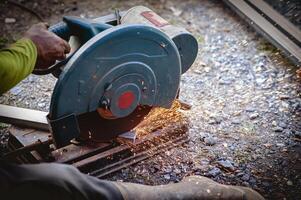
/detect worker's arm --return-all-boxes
[0,39,37,94]
[0,23,70,95]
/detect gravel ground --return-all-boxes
[1,0,301,199]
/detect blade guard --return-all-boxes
[49,24,182,147]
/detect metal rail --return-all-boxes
[224,0,301,65]
[248,0,301,43]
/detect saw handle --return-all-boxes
[33,16,112,76]
[32,22,73,76]
[48,21,71,41]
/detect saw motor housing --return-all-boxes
[45,6,198,148]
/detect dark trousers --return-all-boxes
[0,161,123,200]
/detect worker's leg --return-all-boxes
[0,161,264,200]
[113,175,265,200]
[0,161,123,200]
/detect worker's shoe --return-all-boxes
[113,175,264,200]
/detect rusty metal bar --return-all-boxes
[92,135,189,178]
[51,142,114,164]
[71,129,166,169]
[3,139,53,160]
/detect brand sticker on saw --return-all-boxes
[141,11,169,27]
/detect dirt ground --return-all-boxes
[1,0,301,199]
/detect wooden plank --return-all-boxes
[0,104,49,131]
[224,0,301,65]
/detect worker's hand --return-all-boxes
[23,23,71,69]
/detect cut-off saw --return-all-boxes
[10,6,198,148]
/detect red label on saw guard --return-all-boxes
[141,11,169,27]
[118,91,135,109]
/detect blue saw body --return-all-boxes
[45,10,198,147]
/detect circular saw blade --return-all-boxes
[78,105,152,141]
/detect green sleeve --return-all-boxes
[0,38,37,95]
